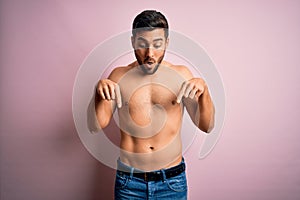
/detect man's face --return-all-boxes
[132,28,169,75]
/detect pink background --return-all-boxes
[1,0,299,199]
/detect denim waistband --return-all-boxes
[117,157,185,173]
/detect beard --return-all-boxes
[134,50,166,75]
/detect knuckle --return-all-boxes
[109,84,114,90]
[100,79,106,84]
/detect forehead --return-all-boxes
[134,28,166,42]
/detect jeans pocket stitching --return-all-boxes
[166,173,187,192]
[115,173,129,189]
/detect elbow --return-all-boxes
[198,118,215,134]
[199,125,214,134]
[88,119,108,134]
[97,118,110,130]
[203,110,215,134]
[205,124,214,134]
[206,119,215,134]
[99,123,108,130]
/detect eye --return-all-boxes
[153,43,163,49]
[138,43,147,48]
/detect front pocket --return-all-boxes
[166,172,187,192]
[115,172,129,189]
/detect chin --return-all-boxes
[142,63,160,75]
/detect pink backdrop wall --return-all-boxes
[1,0,299,199]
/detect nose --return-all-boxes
[146,47,154,58]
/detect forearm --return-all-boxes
[95,92,115,129]
[197,86,215,133]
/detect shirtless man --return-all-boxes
[95,10,215,199]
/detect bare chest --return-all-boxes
[117,66,185,128]
[129,84,176,108]
[119,80,181,128]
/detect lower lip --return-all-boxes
[144,63,155,69]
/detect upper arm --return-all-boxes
[95,66,126,128]
[108,66,127,83]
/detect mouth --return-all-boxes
[144,60,156,69]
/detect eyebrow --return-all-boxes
[137,37,164,42]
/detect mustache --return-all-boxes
[144,57,156,63]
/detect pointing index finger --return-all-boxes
[115,84,122,108]
[176,82,187,103]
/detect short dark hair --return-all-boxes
[132,10,169,38]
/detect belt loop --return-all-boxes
[160,169,166,182]
[129,167,134,181]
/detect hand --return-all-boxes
[176,78,206,103]
[97,79,122,108]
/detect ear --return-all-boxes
[131,36,135,49]
[165,37,169,48]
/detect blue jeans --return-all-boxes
[114,158,188,200]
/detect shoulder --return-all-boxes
[169,64,194,80]
[108,64,134,82]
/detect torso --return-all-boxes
[115,61,188,171]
